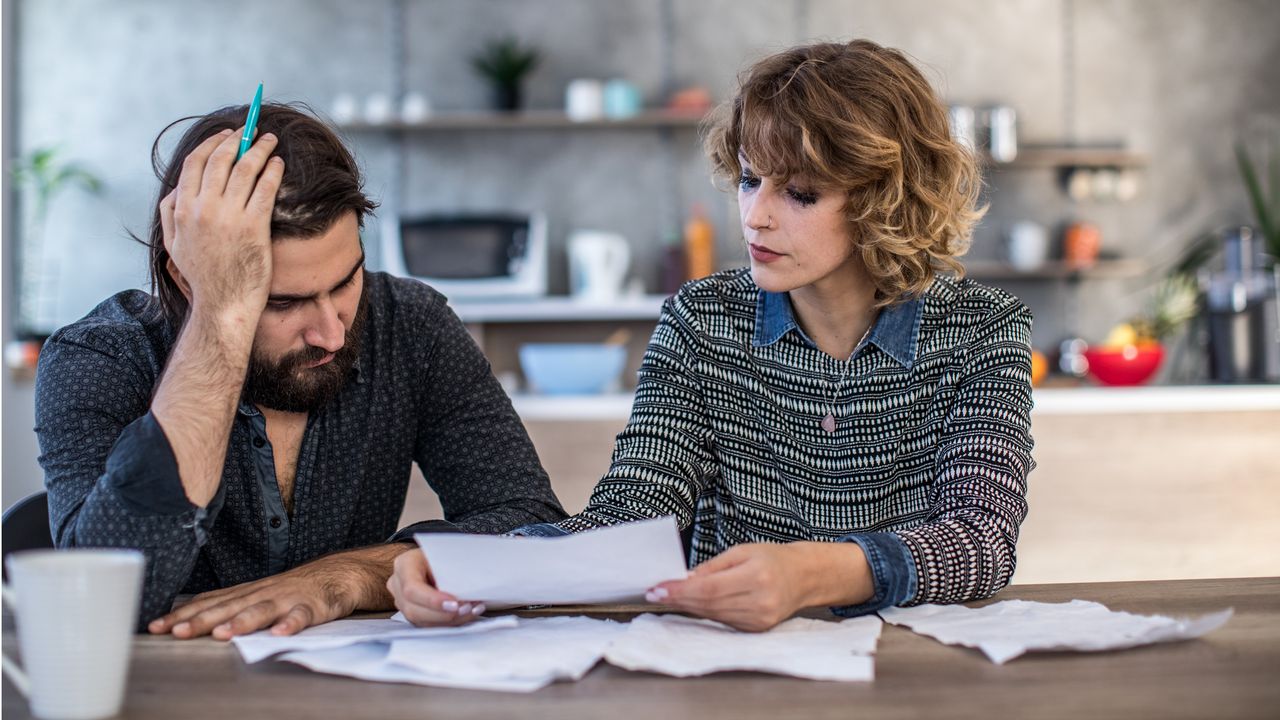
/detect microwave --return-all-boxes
[382,213,548,299]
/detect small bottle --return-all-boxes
[684,204,715,281]
[660,229,686,295]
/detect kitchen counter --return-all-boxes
[509,384,1280,421]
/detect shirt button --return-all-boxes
[253,437,265,448]
[269,516,282,529]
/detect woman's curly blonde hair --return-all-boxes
[706,39,984,306]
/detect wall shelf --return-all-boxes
[991,145,1147,169]
[963,259,1147,281]
[339,110,707,132]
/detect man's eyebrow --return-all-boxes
[267,254,365,303]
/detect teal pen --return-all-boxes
[235,83,264,161]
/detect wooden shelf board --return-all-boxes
[340,111,707,132]
[962,258,1147,280]
[990,145,1147,169]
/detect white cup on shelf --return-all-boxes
[565,79,605,122]
[1006,221,1050,271]
[3,549,144,720]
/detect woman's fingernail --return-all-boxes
[471,604,486,616]
[645,587,669,603]
[173,622,190,635]
[458,603,473,615]
[441,600,458,612]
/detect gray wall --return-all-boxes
[4,0,1278,507]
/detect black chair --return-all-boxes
[2,491,53,581]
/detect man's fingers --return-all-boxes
[199,125,248,198]
[246,156,285,219]
[171,595,259,639]
[149,587,243,633]
[177,129,233,201]
[271,604,316,636]
[210,599,281,641]
[225,132,279,205]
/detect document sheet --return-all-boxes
[879,599,1233,664]
[415,516,689,606]
[604,613,881,681]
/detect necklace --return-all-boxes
[821,318,875,433]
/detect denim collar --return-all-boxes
[751,289,923,369]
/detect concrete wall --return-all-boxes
[4,0,1278,508]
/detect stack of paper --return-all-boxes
[232,611,883,690]
[235,615,625,692]
[605,613,881,681]
[880,599,1233,664]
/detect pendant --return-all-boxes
[821,413,837,433]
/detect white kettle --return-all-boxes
[568,230,631,301]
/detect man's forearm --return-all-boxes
[151,305,258,507]
[301,543,416,612]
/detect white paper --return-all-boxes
[603,613,881,681]
[880,599,1233,664]
[386,616,627,688]
[279,642,547,693]
[232,615,518,664]
[415,516,688,606]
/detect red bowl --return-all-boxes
[1083,345,1164,386]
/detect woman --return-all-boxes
[389,39,1034,632]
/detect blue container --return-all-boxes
[519,343,627,395]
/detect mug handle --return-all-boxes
[1,584,31,699]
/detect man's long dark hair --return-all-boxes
[139,102,378,329]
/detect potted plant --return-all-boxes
[11,146,103,338]
[470,36,541,112]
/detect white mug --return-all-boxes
[1006,221,1050,271]
[3,549,144,720]
[565,79,604,122]
[568,230,631,301]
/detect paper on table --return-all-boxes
[415,516,688,606]
[603,613,881,681]
[232,615,518,664]
[880,599,1233,664]
[386,616,627,689]
[279,642,547,693]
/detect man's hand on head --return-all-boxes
[161,126,283,322]
[148,543,413,640]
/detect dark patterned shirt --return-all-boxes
[35,272,566,628]
[523,268,1034,616]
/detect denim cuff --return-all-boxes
[830,531,918,617]
[508,522,571,538]
[104,412,191,515]
[387,519,462,544]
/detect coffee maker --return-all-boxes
[1202,227,1280,382]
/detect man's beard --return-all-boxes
[243,288,368,413]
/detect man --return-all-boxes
[35,103,565,638]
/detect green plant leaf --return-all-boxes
[1236,142,1279,256]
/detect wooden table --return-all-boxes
[4,578,1277,719]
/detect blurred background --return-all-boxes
[2,1,1278,584]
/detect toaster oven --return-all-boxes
[382,213,548,299]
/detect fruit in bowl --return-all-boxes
[1084,323,1164,386]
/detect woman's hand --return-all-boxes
[387,549,486,626]
[645,541,874,632]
